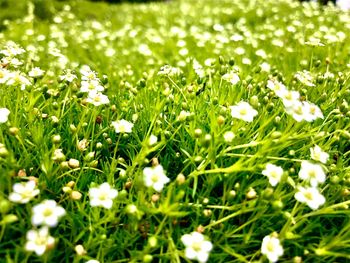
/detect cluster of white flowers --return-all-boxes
[0,42,33,90]
[267,78,323,122]
[294,145,329,210]
[80,65,109,106]
[7,175,66,256]
[157,64,182,77]
[25,200,66,255]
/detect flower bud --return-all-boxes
[74,244,86,256]
[68,159,80,169]
[71,191,82,200]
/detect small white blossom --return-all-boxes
[181,232,213,263]
[80,80,104,93]
[261,235,284,262]
[303,101,324,121]
[25,227,55,256]
[229,101,258,122]
[59,70,77,82]
[112,119,134,133]
[285,101,308,122]
[32,200,66,227]
[310,145,329,164]
[148,134,158,146]
[222,71,240,85]
[223,131,235,143]
[143,164,170,192]
[9,181,40,204]
[337,0,350,10]
[299,161,326,187]
[262,164,284,187]
[86,91,109,106]
[89,182,118,209]
[266,79,288,98]
[305,37,325,47]
[0,108,10,123]
[86,260,100,263]
[28,67,45,78]
[80,65,98,81]
[0,68,10,84]
[294,70,315,87]
[294,186,325,210]
[279,90,300,108]
[260,62,271,72]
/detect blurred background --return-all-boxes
[0,0,167,25]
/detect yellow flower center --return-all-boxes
[43,208,53,217]
[192,241,202,252]
[304,191,313,201]
[239,108,247,115]
[267,242,275,252]
[151,173,159,183]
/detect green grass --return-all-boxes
[0,0,350,262]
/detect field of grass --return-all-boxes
[0,0,350,262]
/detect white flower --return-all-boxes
[223,131,235,143]
[222,71,240,85]
[261,235,284,262]
[177,110,191,121]
[181,232,212,263]
[279,90,300,108]
[285,101,308,122]
[6,71,31,90]
[89,182,118,209]
[294,70,315,87]
[28,67,45,78]
[59,70,77,82]
[337,0,350,10]
[148,134,158,146]
[260,62,271,72]
[0,68,10,84]
[256,49,267,58]
[303,101,324,121]
[143,164,170,192]
[310,145,329,164]
[80,65,98,81]
[266,79,288,97]
[298,161,326,187]
[0,108,10,123]
[32,200,66,227]
[229,101,258,122]
[0,41,25,57]
[80,80,104,93]
[294,186,325,210]
[262,163,284,187]
[86,260,100,263]
[112,119,134,133]
[86,91,110,106]
[9,181,40,204]
[25,227,55,256]
[305,37,325,47]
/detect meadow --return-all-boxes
[0,0,350,262]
